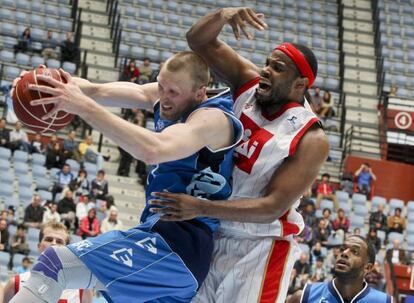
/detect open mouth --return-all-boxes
[336,259,350,269]
[257,81,272,95]
[161,104,173,111]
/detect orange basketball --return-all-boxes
[12,67,74,133]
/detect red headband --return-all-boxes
[275,43,315,88]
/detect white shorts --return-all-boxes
[192,232,300,303]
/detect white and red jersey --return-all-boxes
[15,271,85,303]
[220,77,320,238]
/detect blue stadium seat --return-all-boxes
[4,66,20,79]
[31,2,44,12]
[140,21,153,33]
[161,51,174,62]
[407,201,414,212]
[19,187,33,203]
[0,171,14,185]
[62,61,77,74]
[166,1,179,12]
[320,199,334,211]
[350,215,365,229]
[59,19,73,32]
[389,198,405,214]
[0,251,10,269]
[45,4,58,15]
[38,190,52,202]
[32,165,47,179]
[169,27,183,38]
[31,56,45,68]
[388,232,404,244]
[128,32,142,44]
[118,44,130,56]
[36,177,52,191]
[353,204,368,217]
[45,18,58,29]
[0,50,14,63]
[14,162,29,176]
[182,16,195,27]
[159,37,173,49]
[144,35,158,47]
[65,159,80,172]
[126,19,138,30]
[130,46,145,59]
[352,193,367,206]
[167,14,180,25]
[16,53,30,66]
[371,196,387,210]
[0,183,13,198]
[15,11,27,23]
[18,175,33,188]
[59,6,72,18]
[47,59,61,69]
[138,8,152,19]
[336,191,349,203]
[1,22,17,36]
[339,202,351,215]
[153,11,165,22]
[146,49,160,62]
[84,162,97,177]
[0,8,13,20]
[0,159,10,170]
[14,150,29,163]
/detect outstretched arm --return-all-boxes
[71,77,158,110]
[30,70,234,165]
[3,278,15,303]
[186,7,266,90]
[286,290,303,303]
[150,126,329,223]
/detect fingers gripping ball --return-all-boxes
[12,67,74,133]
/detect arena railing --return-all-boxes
[71,0,79,32]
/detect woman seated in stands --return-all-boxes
[13,27,32,54]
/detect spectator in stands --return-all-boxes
[0,118,10,148]
[388,83,398,98]
[91,170,114,207]
[315,173,339,211]
[386,239,406,265]
[120,59,140,83]
[293,253,311,288]
[10,224,29,255]
[96,200,108,223]
[23,194,44,229]
[52,163,74,202]
[287,269,302,297]
[62,130,79,161]
[366,228,381,253]
[320,208,333,233]
[9,121,30,152]
[0,219,9,252]
[150,61,164,82]
[78,208,100,239]
[42,202,61,224]
[41,30,58,60]
[353,227,361,235]
[60,32,79,65]
[369,203,388,233]
[339,172,354,197]
[310,241,325,264]
[311,87,322,113]
[13,27,32,54]
[138,57,153,84]
[100,206,123,233]
[300,198,316,228]
[78,135,107,169]
[310,256,327,283]
[355,163,377,198]
[388,207,406,234]
[45,141,65,169]
[14,257,32,274]
[46,134,58,153]
[313,218,330,246]
[57,190,77,231]
[365,261,385,291]
[76,195,92,221]
[4,207,17,226]
[30,133,44,154]
[70,169,90,198]
[318,90,334,118]
[331,208,350,233]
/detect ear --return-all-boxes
[295,77,309,91]
[364,262,374,275]
[196,85,207,100]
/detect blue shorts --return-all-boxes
[67,215,213,302]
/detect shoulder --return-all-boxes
[367,287,392,302]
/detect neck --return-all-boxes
[334,277,366,301]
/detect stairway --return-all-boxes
[341,0,382,158]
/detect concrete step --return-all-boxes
[346,109,379,124]
[87,66,119,82]
[344,67,377,83]
[85,50,115,68]
[343,80,378,96]
[343,31,374,45]
[82,23,111,40]
[80,38,112,53]
[344,54,376,70]
[78,0,107,13]
[80,11,108,25]
[343,0,371,10]
[345,94,378,110]
[343,8,372,22]
[343,19,373,33]
[343,42,375,57]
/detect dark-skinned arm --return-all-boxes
[286,290,303,303]
[150,126,329,223]
[186,7,266,90]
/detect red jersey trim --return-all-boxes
[262,102,303,121]
[280,210,301,237]
[288,117,320,157]
[14,275,20,294]
[79,289,84,302]
[233,77,260,101]
[258,240,291,303]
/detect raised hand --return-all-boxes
[220,7,267,40]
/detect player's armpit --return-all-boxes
[264,126,329,220]
[286,290,303,303]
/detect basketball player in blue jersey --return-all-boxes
[287,235,392,303]
[9,52,243,303]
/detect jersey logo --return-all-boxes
[135,237,157,254]
[70,240,93,252]
[287,115,298,126]
[319,298,329,303]
[186,167,227,198]
[234,113,273,174]
[110,248,133,267]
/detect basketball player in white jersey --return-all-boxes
[149,7,329,303]
[3,222,93,303]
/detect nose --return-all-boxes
[260,68,270,78]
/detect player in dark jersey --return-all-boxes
[288,235,392,303]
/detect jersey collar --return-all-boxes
[329,279,370,303]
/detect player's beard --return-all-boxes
[333,264,364,280]
[255,83,292,112]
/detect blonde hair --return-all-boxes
[164,51,210,90]
[39,221,70,244]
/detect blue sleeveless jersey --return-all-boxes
[141,88,243,232]
[302,280,392,303]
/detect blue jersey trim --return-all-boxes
[301,283,310,303]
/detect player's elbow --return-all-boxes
[141,146,161,165]
[186,28,201,50]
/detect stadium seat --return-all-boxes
[320,199,334,211]
[47,59,61,69]
[0,50,14,63]
[13,150,29,163]
[389,198,405,214]
[353,204,368,217]
[0,251,10,269]
[371,196,387,210]
[35,177,51,191]
[18,175,33,188]
[14,162,29,176]
[38,190,52,202]
[31,55,45,68]
[350,215,365,229]
[388,232,404,244]
[15,11,27,23]
[45,18,58,29]
[407,201,414,212]
[19,187,33,201]
[27,227,40,242]
[335,191,349,203]
[352,193,367,206]
[0,159,10,171]
[4,66,20,80]
[62,61,77,74]
[84,162,98,177]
